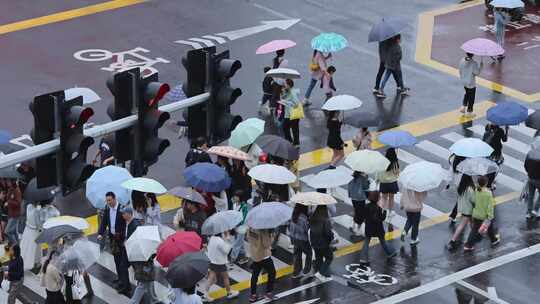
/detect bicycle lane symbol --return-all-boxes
[343,264,398,286]
[73,47,170,76]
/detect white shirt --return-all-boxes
[146,204,161,225]
[173,289,203,304]
[207,236,232,265]
[109,204,118,235]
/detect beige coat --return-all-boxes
[246,229,274,262]
[40,263,64,292]
[400,189,427,213]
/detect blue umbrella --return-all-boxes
[378,130,417,147]
[86,166,132,209]
[311,33,348,53]
[184,163,231,192]
[487,102,528,126]
[164,84,187,103]
[368,17,407,42]
[0,130,12,145]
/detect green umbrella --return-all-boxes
[229,118,265,148]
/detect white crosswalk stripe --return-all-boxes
[468,125,530,155]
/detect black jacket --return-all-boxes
[125,219,141,240]
[8,256,24,281]
[365,202,386,237]
[98,205,126,240]
[185,149,212,167]
[309,218,334,249]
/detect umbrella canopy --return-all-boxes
[344,111,382,128]
[0,130,12,145]
[256,39,297,55]
[165,252,210,288]
[265,68,301,79]
[345,150,390,174]
[248,164,296,184]
[290,192,337,206]
[183,162,231,192]
[378,130,417,147]
[526,111,540,130]
[487,102,528,126]
[525,148,540,176]
[36,225,82,244]
[490,0,524,8]
[0,166,22,179]
[43,216,89,230]
[201,210,243,235]
[229,118,265,148]
[255,134,299,160]
[86,166,132,209]
[156,231,202,267]
[65,87,101,104]
[321,95,363,111]
[301,166,353,189]
[311,32,348,52]
[457,158,499,176]
[168,186,207,205]
[207,146,249,161]
[126,225,161,262]
[121,177,167,194]
[368,17,407,42]
[164,84,187,103]
[399,161,450,192]
[461,38,504,56]
[246,202,293,229]
[55,239,100,272]
[449,138,494,158]
[23,178,56,202]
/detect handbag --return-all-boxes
[309,58,320,72]
[71,271,88,300]
[290,103,305,120]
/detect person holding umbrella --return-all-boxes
[202,230,239,302]
[458,52,483,117]
[373,39,391,96]
[376,148,400,220]
[326,110,345,169]
[494,7,510,60]
[525,149,540,219]
[447,174,476,250]
[353,127,373,150]
[247,227,276,302]
[183,200,207,237]
[377,35,410,97]
[309,205,334,279]
[185,137,212,168]
[348,171,370,236]
[400,189,427,245]
[289,203,312,278]
[280,78,302,147]
[303,50,331,106]
[41,250,66,303]
[483,122,508,189]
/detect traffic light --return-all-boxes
[58,96,96,194]
[208,50,243,145]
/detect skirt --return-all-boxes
[209,263,227,273]
[379,181,399,194]
[20,226,40,270]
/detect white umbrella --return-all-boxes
[457,158,499,176]
[322,95,363,111]
[86,166,132,209]
[43,216,89,230]
[265,68,301,79]
[449,138,494,158]
[398,161,450,192]
[301,166,353,189]
[290,192,337,206]
[121,177,167,194]
[64,87,101,104]
[201,210,243,235]
[56,239,100,272]
[345,150,390,174]
[246,202,293,229]
[248,164,296,184]
[126,226,161,262]
[490,0,524,8]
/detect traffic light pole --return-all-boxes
[0,92,210,169]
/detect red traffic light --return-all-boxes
[65,105,94,128]
[146,82,170,107]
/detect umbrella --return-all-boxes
[0,130,11,145]
[321,95,363,111]
[301,166,353,189]
[0,143,25,156]
[398,161,450,192]
[229,118,265,148]
[487,102,528,126]
[311,32,348,52]
[0,166,22,179]
[526,111,540,130]
[126,225,161,262]
[256,39,297,55]
[156,231,202,267]
[246,202,293,229]
[290,192,337,206]
[255,134,299,160]
[248,164,296,184]
[43,216,89,230]
[36,225,82,244]
[378,130,417,147]
[368,17,407,42]
[183,162,231,192]
[201,210,243,235]
[265,68,301,79]
[344,112,382,128]
[86,166,132,209]
[164,84,187,102]
[65,87,101,104]
[457,158,499,176]
[525,148,540,175]
[461,38,504,57]
[55,239,100,271]
[345,150,390,174]
[490,0,524,8]
[121,177,167,194]
[23,178,56,202]
[165,252,209,288]
[207,146,249,161]
[449,138,494,158]
[168,186,207,205]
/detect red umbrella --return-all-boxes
[156,231,202,267]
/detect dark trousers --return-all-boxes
[352,200,366,226]
[462,87,476,112]
[374,61,386,90]
[292,239,312,275]
[115,248,130,290]
[261,93,271,105]
[313,247,333,277]
[465,218,498,247]
[283,118,300,146]
[450,203,458,220]
[250,257,275,295]
[46,290,66,304]
[404,212,421,240]
[390,69,404,88]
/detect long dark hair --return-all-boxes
[292,204,308,223]
[146,193,159,208]
[309,205,328,224]
[273,49,285,68]
[452,155,466,173]
[457,174,474,196]
[42,250,56,274]
[385,148,399,171]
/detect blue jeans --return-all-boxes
[129,281,159,304]
[230,232,246,261]
[527,179,540,214]
[361,235,394,261]
[380,69,404,90]
[495,24,505,47]
[304,78,318,99]
[6,217,20,245]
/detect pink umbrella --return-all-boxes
[256,39,297,55]
[461,38,504,56]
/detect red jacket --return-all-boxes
[6,188,22,218]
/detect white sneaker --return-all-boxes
[532,210,539,217]
[459,106,466,113]
[201,294,214,302]
[227,290,239,299]
[314,272,326,281]
[410,238,420,245]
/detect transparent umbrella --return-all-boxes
[55,238,100,272]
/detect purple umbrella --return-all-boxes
[461,38,504,56]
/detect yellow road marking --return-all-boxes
[0,0,146,35]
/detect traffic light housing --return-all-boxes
[58,96,96,194]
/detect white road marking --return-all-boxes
[253,277,331,304]
[397,149,424,164]
[202,35,227,44]
[394,192,445,219]
[188,37,215,47]
[416,140,451,160]
[173,40,203,49]
[456,281,510,304]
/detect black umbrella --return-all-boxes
[255,134,299,160]
[23,178,56,202]
[165,252,209,288]
[0,166,23,179]
[525,148,540,178]
[344,112,382,128]
[168,186,207,205]
[526,111,540,130]
[35,225,82,244]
